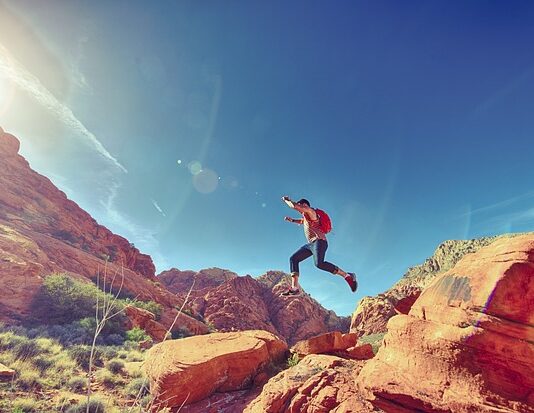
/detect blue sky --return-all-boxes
[1,1,534,316]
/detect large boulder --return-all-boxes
[359,234,534,413]
[350,236,510,338]
[291,331,357,357]
[143,330,288,410]
[244,354,376,413]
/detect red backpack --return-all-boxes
[314,208,332,234]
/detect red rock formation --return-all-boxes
[123,306,168,342]
[0,129,207,337]
[161,269,350,345]
[0,363,15,381]
[159,267,237,295]
[358,234,534,413]
[244,354,376,413]
[350,236,514,338]
[291,331,357,357]
[142,330,288,410]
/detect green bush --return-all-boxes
[124,377,150,399]
[12,397,39,413]
[106,359,124,374]
[31,274,103,324]
[123,298,163,320]
[358,332,386,354]
[32,355,54,373]
[13,338,43,361]
[96,369,120,387]
[125,327,150,343]
[65,398,106,413]
[67,345,104,370]
[287,353,300,368]
[67,376,87,393]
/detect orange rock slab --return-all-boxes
[244,354,376,413]
[359,234,534,413]
[143,330,288,410]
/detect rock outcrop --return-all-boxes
[244,354,376,413]
[143,330,288,410]
[0,363,15,381]
[358,233,534,413]
[291,331,357,358]
[0,129,207,336]
[350,236,515,337]
[160,269,350,345]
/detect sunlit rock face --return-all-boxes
[350,235,516,337]
[143,330,288,410]
[160,269,351,346]
[244,355,376,413]
[0,129,207,336]
[358,234,534,413]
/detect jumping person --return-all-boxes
[281,196,357,296]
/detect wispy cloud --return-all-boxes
[0,42,126,173]
[458,191,534,218]
[151,199,166,217]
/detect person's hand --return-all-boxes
[282,195,291,202]
[284,216,293,222]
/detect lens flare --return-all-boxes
[193,168,219,194]
[188,161,202,175]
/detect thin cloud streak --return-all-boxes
[458,190,534,218]
[151,199,166,217]
[0,42,126,173]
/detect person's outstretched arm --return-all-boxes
[284,216,304,224]
[282,196,317,220]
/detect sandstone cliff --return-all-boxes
[350,235,518,337]
[159,269,350,345]
[0,128,206,335]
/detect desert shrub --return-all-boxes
[106,359,124,374]
[125,327,150,343]
[67,376,87,393]
[358,332,386,354]
[96,369,120,387]
[68,345,104,370]
[123,298,163,320]
[125,349,145,362]
[13,338,43,361]
[0,331,25,352]
[12,397,39,413]
[65,398,106,413]
[14,365,41,390]
[124,377,150,399]
[287,353,300,368]
[32,355,54,373]
[31,274,102,324]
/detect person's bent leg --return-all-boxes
[313,240,357,292]
[289,245,312,290]
[312,240,338,273]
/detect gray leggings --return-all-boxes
[290,239,338,274]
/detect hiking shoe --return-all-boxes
[344,273,358,292]
[281,288,300,297]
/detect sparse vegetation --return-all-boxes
[106,359,124,374]
[125,327,150,343]
[0,324,149,412]
[65,398,106,413]
[358,332,386,354]
[287,352,300,367]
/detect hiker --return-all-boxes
[281,196,357,296]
